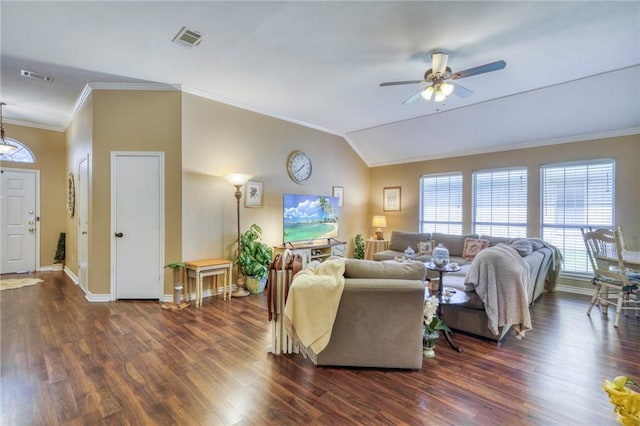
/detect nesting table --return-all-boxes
[184,258,233,306]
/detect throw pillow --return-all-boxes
[463,238,489,260]
[418,240,434,255]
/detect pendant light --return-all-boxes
[0,103,18,154]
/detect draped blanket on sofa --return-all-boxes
[284,258,346,360]
[464,244,532,338]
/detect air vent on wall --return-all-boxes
[20,69,53,82]
[172,26,203,47]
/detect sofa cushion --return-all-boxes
[344,258,426,281]
[463,238,489,260]
[431,233,479,257]
[388,231,431,252]
[509,239,533,257]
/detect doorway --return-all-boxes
[78,155,89,291]
[0,168,39,273]
[110,152,164,300]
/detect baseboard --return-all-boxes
[162,285,237,303]
[555,284,593,296]
[64,267,79,284]
[39,264,64,272]
[85,293,111,302]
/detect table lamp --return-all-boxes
[372,215,387,240]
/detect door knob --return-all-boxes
[115,232,123,238]
[28,228,35,233]
[81,231,87,235]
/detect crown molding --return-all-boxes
[4,118,63,132]
[61,82,181,131]
[181,85,343,137]
[366,127,640,167]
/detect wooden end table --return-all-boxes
[184,259,233,306]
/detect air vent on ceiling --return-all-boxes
[172,26,203,47]
[20,69,54,82]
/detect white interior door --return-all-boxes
[78,155,89,291]
[111,153,164,299]
[1,169,38,274]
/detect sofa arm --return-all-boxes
[314,278,426,369]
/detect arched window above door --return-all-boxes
[0,139,35,163]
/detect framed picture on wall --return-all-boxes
[332,186,344,207]
[383,186,401,211]
[245,180,263,207]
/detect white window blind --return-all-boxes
[419,173,463,234]
[472,168,527,238]
[541,159,615,274]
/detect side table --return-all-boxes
[425,262,463,353]
[184,259,233,306]
[364,239,390,260]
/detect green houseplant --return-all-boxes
[53,232,66,270]
[234,224,273,294]
[354,234,365,259]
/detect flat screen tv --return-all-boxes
[283,193,340,244]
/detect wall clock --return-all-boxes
[287,151,312,184]
[67,172,75,218]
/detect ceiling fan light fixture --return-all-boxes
[421,86,434,100]
[434,88,447,102]
[441,82,454,96]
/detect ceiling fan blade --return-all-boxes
[451,60,506,80]
[380,79,425,87]
[431,52,449,75]
[401,87,426,105]
[451,82,473,98]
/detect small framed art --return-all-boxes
[383,186,401,211]
[332,186,344,207]
[245,180,263,207]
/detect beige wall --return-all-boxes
[1,123,66,269]
[89,90,183,296]
[181,93,370,276]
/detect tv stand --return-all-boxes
[274,240,346,265]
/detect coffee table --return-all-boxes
[426,262,464,353]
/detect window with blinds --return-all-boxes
[541,159,615,274]
[419,173,463,234]
[472,168,528,238]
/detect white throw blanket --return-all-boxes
[284,258,346,358]
[464,244,532,338]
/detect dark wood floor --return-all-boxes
[1,271,638,425]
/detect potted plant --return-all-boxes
[52,232,66,270]
[354,234,365,259]
[234,224,273,294]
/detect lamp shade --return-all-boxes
[372,215,387,228]
[421,86,434,100]
[224,173,252,186]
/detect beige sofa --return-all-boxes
[373,231,561,341]
[309,258,426,369]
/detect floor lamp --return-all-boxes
[224,173,253,298]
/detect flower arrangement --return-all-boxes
[603,376,640,425]
[424,296,451,335]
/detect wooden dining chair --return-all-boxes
[581,226,640,327]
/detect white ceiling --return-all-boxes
[2,1,639,166]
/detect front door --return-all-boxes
[111,152,164,299]
[0,168,38,273]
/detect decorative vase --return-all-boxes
[432,243,449,266]
[245,276,267,294]
[423,330,440,358]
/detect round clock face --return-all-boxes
[287,151,312,184]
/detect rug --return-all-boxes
[0,278,44,291]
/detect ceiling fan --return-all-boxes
[380,52,506,104]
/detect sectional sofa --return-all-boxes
[373,231,562,341]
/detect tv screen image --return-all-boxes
[283,193,339,244]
